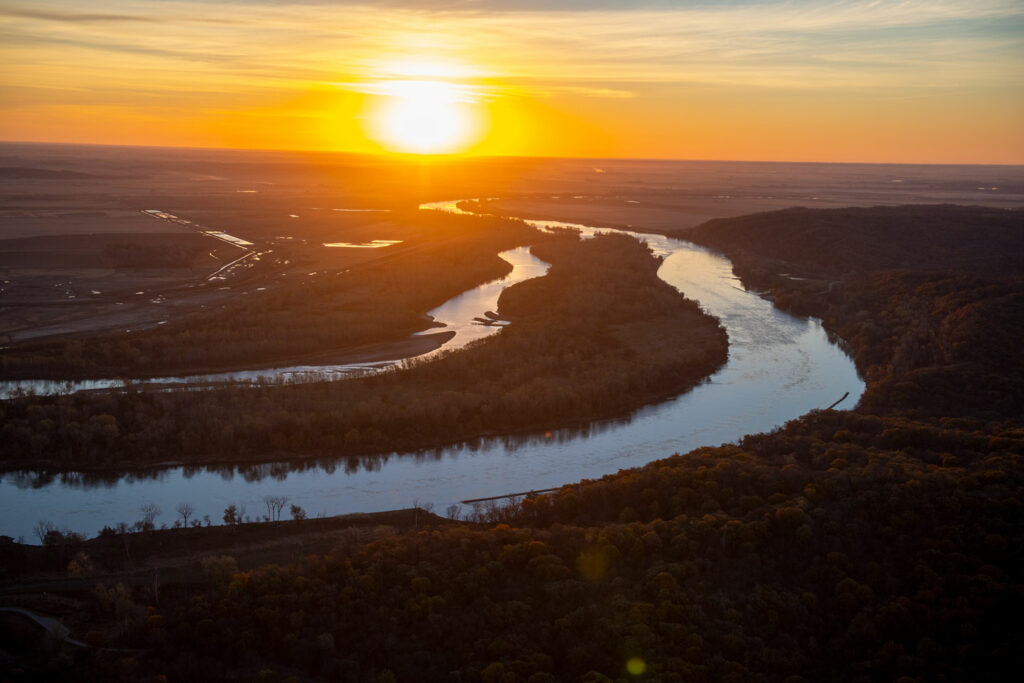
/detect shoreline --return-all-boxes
[0,328,454,387]
[0,370,720,477]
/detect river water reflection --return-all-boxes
[0,203,864,539]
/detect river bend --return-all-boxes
[0,202,864,539]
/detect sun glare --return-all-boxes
[368,79,482,155]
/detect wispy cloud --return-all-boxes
[1,7,155,23]
[2,0,1020,95]
[1,0,1021,160]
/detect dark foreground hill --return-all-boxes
[2,205,1022,682]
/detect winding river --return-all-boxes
[0,201,864,540]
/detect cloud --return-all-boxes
[330,79,636,101]
[1,0,1021,97]
[0,7,154,23]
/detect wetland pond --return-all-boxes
[0,202,864,539]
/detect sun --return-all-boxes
[368,79,482,154]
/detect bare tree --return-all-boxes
[289,503,307,521]
[445,504,462,520]
[176,502,194,525]
[263,495,288,521]
[33,519,56,545]
[140,503,161,525]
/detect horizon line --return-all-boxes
[2,138,1022,169]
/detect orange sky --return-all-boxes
[1,1,1022,163]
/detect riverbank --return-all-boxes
[1,507,453,586]
[0,331,457,400]
[0,374,710,476]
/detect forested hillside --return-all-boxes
[688,205,1024,417]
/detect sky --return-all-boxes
[1,0,1022,163]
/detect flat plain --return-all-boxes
[3,143,1021,361]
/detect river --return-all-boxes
[0,202,864,540]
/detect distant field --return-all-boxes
[0,232,214,268]
[1,141,1020,356]
[473,163,1023,234]
[0,209,193,239]
[473,196,783,232]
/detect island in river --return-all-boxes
[0,229,728,470]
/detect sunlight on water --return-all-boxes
[323,239,403,248]
[414,247,550,353]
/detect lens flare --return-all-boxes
[626,657,646,676]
